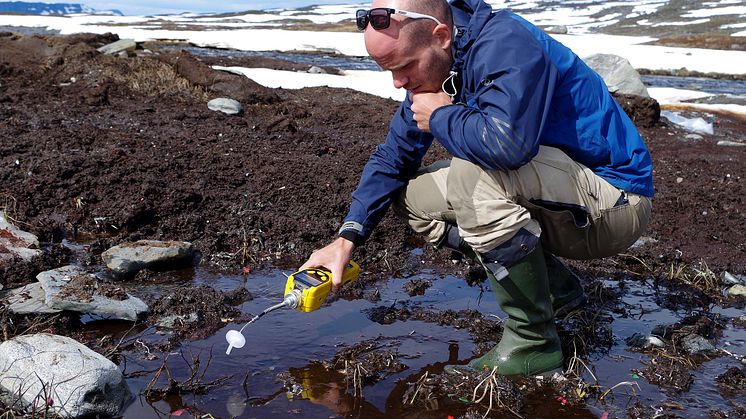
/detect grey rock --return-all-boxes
[679,334,716,355]
[101,240,197,278]
[583,53,649,97]
[97,39,136,55]
[625,332,665,348]
[726,284,746,298]
[207,98,243,115]
[717,140,746,147]
[543,25,568,34]
[0,333,131,418]
[720,271,745,286]
[630,236,657,249]
[307,66,326,74]
[685,133,704,141]
[647,336,665,347]
[0,213,42,263]
[3,282,62,315]
[37,265,148,321]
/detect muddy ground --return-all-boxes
[0,32,745,417]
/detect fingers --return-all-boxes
[330,264,344,292]
[299,237,355,292]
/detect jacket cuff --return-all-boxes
[338,221,366,247]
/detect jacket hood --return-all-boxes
[450,0,493,70]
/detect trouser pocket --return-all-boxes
[519,195,651,260]
[518,198,592,259]
[590,194,651,258]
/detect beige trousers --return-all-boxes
[393,146,651,260]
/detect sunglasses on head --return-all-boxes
[356,8,442,31]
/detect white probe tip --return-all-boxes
[225,330,246,355]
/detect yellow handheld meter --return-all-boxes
[283,260,360,312]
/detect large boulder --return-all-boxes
[583,53,649,97]
[0,334,131,418]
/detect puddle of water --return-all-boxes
[160,45,381,71]
[75,266,745,418]
[642,75,746,96]
[112,269,494,418]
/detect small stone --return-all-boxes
[726,284,746,298]
[307,66,326,74]
[648,336,665,347]
[720,271,744,286]
[97,39,136,55]
[685,133,703,141]
[717,140,745,147]
[676,177,683,183]
[207,98,243,115]
[679,334,716,355]
[543,25,568,34]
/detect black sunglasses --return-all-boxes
[356,8,442,31]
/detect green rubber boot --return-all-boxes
[444,232,585,316]
[447,247,564,377]
[544,251,587,317]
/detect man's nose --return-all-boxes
[392,72,408,89]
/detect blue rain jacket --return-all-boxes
[339,0,654,245]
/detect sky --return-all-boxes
[71,1,352,15]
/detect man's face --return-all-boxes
[363,1,452,94]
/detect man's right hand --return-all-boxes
[299,237,356,291]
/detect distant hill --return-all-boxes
[0,1,122,15]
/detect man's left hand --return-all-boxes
[411,91,452,133]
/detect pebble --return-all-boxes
[307,66,326,74]
[647,336,665,347]
[207,98,243,115]
[680,334,716,355]
[717,140,746,147]
[726,284,746,298]
[720,271,745,286]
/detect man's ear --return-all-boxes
[432,23,452,50]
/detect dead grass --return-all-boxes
[619,254,723,294]
[104,58,207,100]
[0,194,29,229]
[144,347,230,399]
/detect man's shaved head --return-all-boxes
[364,0,454,93]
